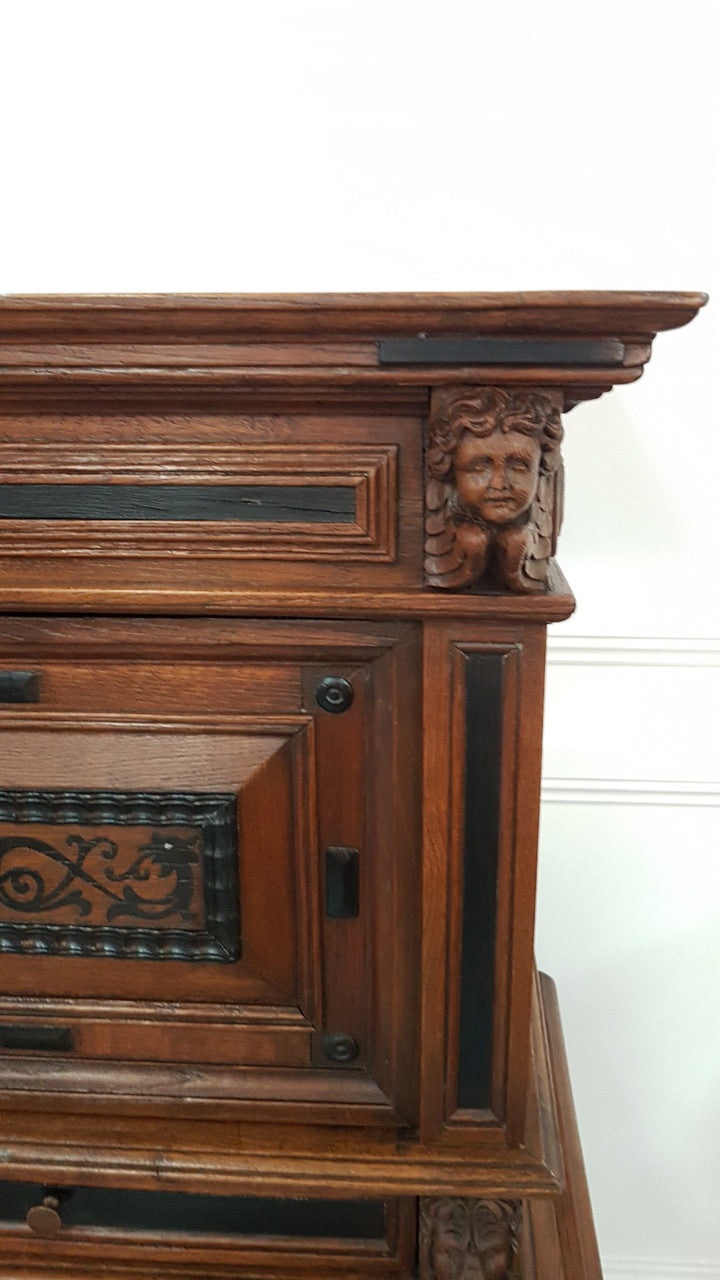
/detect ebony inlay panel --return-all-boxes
[457,652,504,1111]
[0,1181,386,1239]
[0,483,356,522]
[377,335,626,365]
[0,790,238,961]
[0,672,40,703]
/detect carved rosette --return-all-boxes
[424,387,564,594]
[419,1198,522,1280]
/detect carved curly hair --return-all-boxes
[426,386,563,482]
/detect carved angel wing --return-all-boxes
[551,455,564,554]
[424,479,475,589]
[516,463,562,591]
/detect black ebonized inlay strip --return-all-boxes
[0,1024,74,1052]
[0,1183,386,1239]
[0,484,356,523]
[0,671,40,703]
[457,651,505,1111]
[377,336,625,366]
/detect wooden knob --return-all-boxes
[26,1195,62,1239]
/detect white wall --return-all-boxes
[1,3,718,1276]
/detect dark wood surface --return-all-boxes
[0,289,706,335]
[0,291,706,414]
[0,968,597,1278]
[535,975,603,1280]
[0,293,703,1276]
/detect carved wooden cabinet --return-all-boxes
[0,292,705,1279]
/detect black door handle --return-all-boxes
[325,847,359,918]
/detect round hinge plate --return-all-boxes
[315,676,354,714]
[323,1032,360,1063]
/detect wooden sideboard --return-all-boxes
[0,292,706,1279]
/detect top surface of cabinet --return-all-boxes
[0,288,706,329]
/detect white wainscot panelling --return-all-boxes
[603,1261,720,1280]
[543,637,720,790]
[535,802,720,1266]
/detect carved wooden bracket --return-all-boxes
[424,387,564,594]
[419,1197,523,1280]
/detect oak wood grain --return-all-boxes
[0,292,702,1278]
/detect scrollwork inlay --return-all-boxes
[0,829,200,924]
[0,790,239,962]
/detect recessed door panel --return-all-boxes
[0,726,305,1005]
[0,618,421,1127]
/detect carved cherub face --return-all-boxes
[431,1201,473,1280]
[430,1201,511,1280]
[471,1206,514,1280]
[453,428,541,526]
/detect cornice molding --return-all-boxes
[0,291,706,411]
[0,290,707,337]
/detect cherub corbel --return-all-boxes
[424,387,564,593]
[419,1198,522,1280]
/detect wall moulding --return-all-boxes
[540,778,720,807]
[546,636,720,668]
